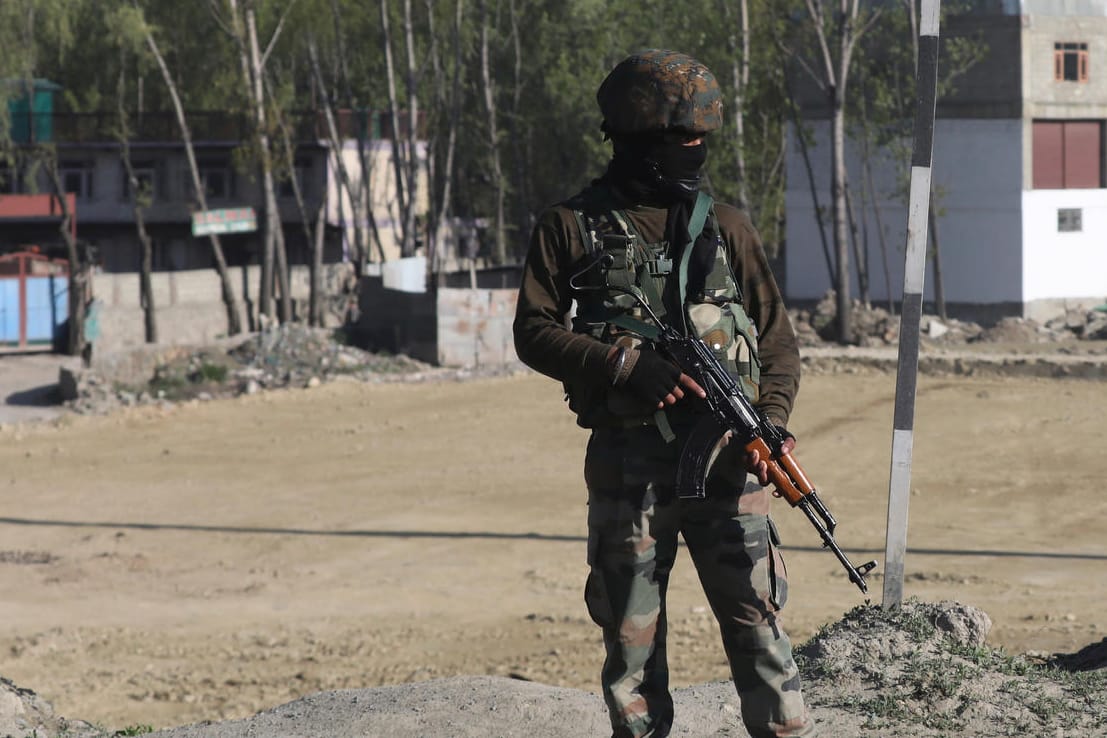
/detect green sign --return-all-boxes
[191,207,257,236]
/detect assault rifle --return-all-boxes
[655,324,878,594]
[567,246,877,594]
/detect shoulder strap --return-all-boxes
[677,192,713,311]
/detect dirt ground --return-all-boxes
[1,359,1105,733]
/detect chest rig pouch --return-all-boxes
[565,187,762,431]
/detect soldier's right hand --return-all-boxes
[623,350,705,409]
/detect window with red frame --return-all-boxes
[1055,42,1089,82]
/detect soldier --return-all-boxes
[513,50,815,738]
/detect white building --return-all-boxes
[785,0,1107,322]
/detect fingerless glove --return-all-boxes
[618,348,681,405]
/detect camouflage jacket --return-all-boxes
[513,186,800,429]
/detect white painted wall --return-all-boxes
[785,118,1024,306]
[326,140,429,264]
[1022,189,1107,303]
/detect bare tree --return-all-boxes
[380,0,416,257]
[792,0,882,342]
[39,156,86,356]
[142,21,243,335]
[720,0,751,210]
[401,0,421,257]
[307,35,384,268]
[116,65,157,343]
[272,97,322,326]
[217,0,293,323]
[328,0,382,271]
[424,0,465,272]
[478,0,506,264]
[506,0,530,261]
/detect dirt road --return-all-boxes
[1,367,1105,732]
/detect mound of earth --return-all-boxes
[4,601,1103,738]
[796,600,1107,737]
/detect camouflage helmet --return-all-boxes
[597,49,723,137]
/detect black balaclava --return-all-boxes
[600,133,716,325]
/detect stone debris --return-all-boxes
[792,291,1107,347]
[0,676,100,738]
[60,324,436,416]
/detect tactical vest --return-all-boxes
[564,186,761,432]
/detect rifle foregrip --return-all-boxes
[744,437,812,507]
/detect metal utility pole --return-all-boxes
[883,0,941,609]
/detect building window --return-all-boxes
[58,161,95,200]
[279,157,312,199]
[1054,42,1089,82]
[1032,120,1104,189]
[121,161,158,202]
[1058,208,1083,232]
[60,161,95,200]
[194,159,234,201]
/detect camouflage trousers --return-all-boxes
[583,426,815,738]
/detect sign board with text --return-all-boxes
[191,207,257,237]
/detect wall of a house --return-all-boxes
[326,141,429,264]
[784,118,1024,314]
[1021,189,1107,319]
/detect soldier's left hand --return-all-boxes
[745,432,796,486]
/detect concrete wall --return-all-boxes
[436,288,518,367]
[356,279,518,367]
[1024,15,1107,118]
[92,263,353,353]
[784,118,1024,308]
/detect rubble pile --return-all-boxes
[791,292,1107,347]
[63,324,435,416]
[0,676,99,738]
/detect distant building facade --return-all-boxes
[1,99,428,275]
[785,0,1107,322]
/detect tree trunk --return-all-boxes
[380,0,412,257]
[721,0,751,209]
[120,135,158,343]
[479,0,506,265]
[846,181,868,306]
[928,196,947,321]
[831,95,851,341]
[429,0,464,272]
[274,97,322,327]
[228,0,288,324]
[323,0,372,271]
[507,0,530,262]
[42,161,85,356]
[858,79,895,314]
[800,0,874,343]
[307,35,384,269]
[312,194,327,327]
[248,6,291,324]
[117,64,158,343]
[402,0,420,257]
[144,26,242,335]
